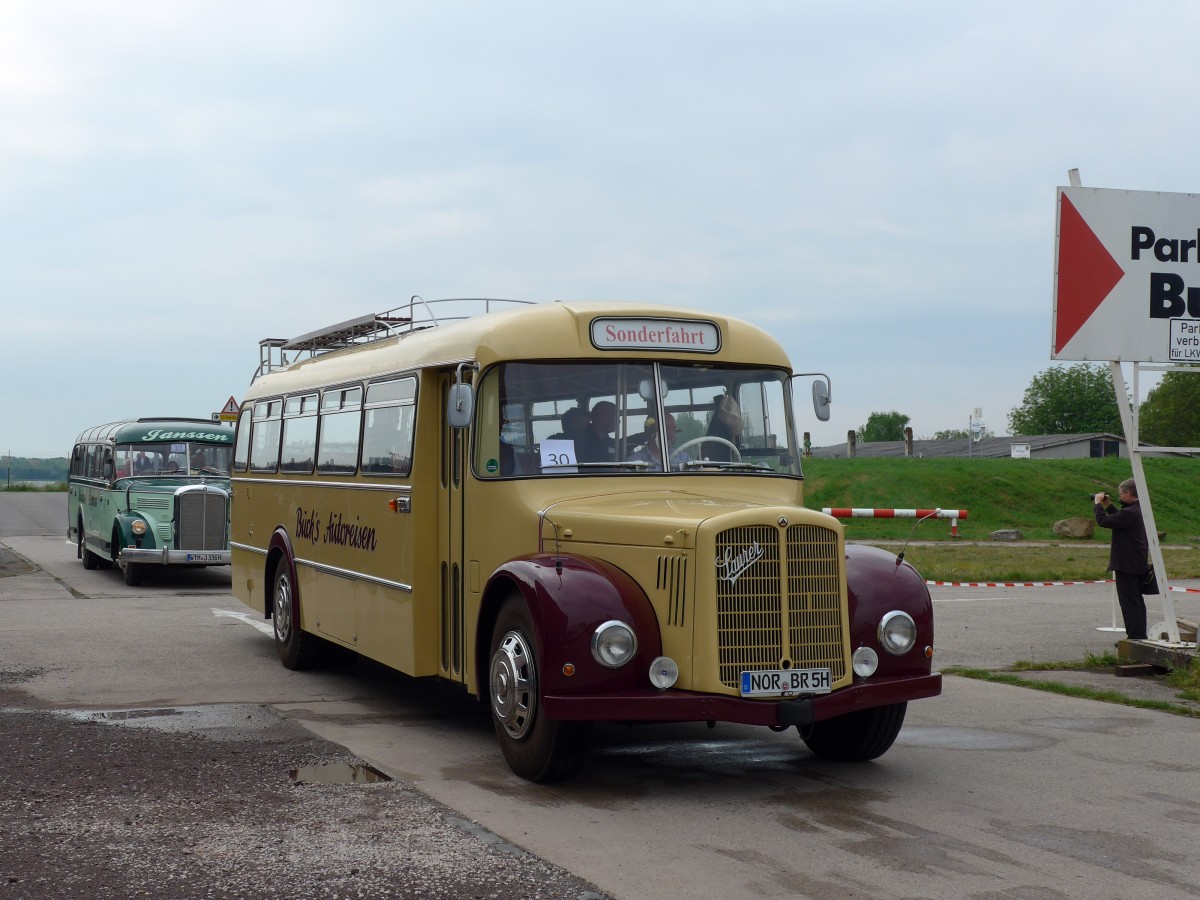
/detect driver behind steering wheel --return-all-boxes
[625,413,693,472]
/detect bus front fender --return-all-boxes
[113,513,155,554]
[479,554,663,700]
[845,544,936,678]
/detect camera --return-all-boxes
[1089,493,1108,502]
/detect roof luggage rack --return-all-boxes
[254,295,533,380]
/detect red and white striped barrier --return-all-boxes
[822,507,968,537]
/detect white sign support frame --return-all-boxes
[1108,360,1189,644]
[1057,171,1196,647]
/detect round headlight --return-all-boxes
[878,611,917,656]
[131,520,148,536]
[852,646,879,677]
[591,620,637,668]
[648,656,679,690]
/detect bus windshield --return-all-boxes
[474,361,800,478]
[116,442,233,477]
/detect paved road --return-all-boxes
[3,493,1200,899]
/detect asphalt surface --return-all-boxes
[3,491,1198,899]
[0,544,607,900]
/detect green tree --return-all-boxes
[857,411,910,442]
[1008,364,1122,435]
[932,427,994,441]
[1140,371,1200,446]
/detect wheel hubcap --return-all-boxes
[273,574,292,642]
[490,630,536,740]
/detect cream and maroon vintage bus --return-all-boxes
[230,298,940,781]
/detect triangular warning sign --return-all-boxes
[221,396,239,414]
[1055,194,1125,353]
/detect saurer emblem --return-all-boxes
[716,541,764,586]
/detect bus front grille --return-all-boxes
[175,491,229,551]
[714,523,846,690]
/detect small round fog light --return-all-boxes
[591,620,637,668]
[878,611,917,656]
[648,656,679,689]
[131,520,147,536]
[852,646,879,678]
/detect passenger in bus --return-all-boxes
[577,401,618,463]
[134,451,154,474]
[547,406,590,445]
[627,413,692,471]
[191,449,207,470]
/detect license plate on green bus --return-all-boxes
[740,667,831,697]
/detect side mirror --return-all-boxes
[447,383,474,428]
[811,377,831,422]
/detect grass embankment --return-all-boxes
[803,456,1200,582]
[1,482,66,492]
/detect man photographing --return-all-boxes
[1093,478,1150,641]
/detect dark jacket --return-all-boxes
[1094,500,1149,574]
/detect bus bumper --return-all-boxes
[119,548,231,566]
[542,673,942,727]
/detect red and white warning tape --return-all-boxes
[925,579,1200,592]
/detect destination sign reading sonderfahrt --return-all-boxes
[1054,186,1200,362]
[590,317,721,353]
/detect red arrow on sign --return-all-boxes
[1054,193,1126,353]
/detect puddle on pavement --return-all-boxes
[289,762,392,785]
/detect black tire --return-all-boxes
[273,562,321,670]
[79,518,98,570]
[120,558,142,586]
[798,702,907,762]
[488,598,591,782]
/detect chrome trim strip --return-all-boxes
[294,556,413,593]
[231,477,413,493]
[231,541,267,556]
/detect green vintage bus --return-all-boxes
[68,418,235,586]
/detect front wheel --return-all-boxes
[273,562,321,670]
[120,557,142,586]
[78,519,99,570]
[489,598,591,782]
[798,702,907,762]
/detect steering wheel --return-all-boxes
[673,435,741,462]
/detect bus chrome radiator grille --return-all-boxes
[175,491,228,551]
[786,524,846,681]
[715,524,783,689]
[714,523,846,689]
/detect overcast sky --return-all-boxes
[3,1,1196,457]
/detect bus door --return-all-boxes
[439,371,468,684]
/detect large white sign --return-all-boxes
[1053,186,1200,362]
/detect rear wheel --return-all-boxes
[798,702,907,762]
[489,598,591,782]
[273,562,322,670]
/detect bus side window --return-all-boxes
[280,393,318,474]
[317,386,362,474]
[232,408,253,472]
[249,400,283,473]
[361,377,417,476]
